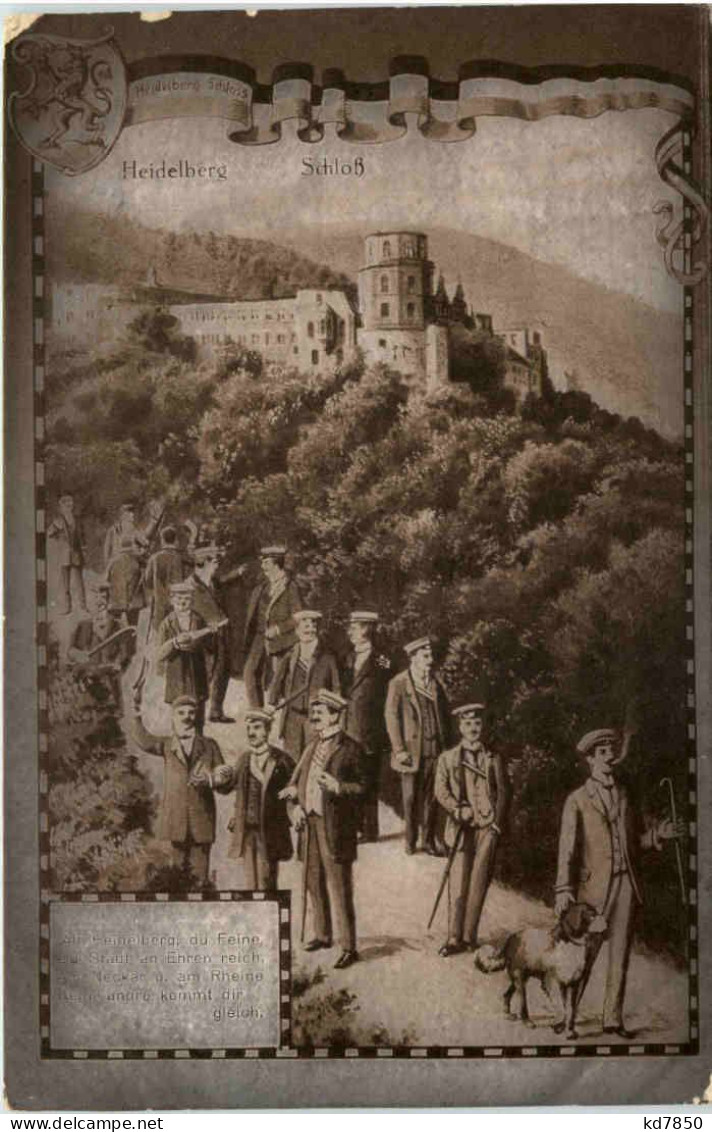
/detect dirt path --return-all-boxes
[122,667,691,1050]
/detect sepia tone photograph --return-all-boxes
[4,3,711,1109]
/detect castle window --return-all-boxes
[265,333,270,344]
[407,276,416,292]
[383,240,391,258]
[311,350,319,365]
[277,334,285,343]
[294,346,299,355]
[316,293,322,304]
[319,320,326,334]
[378,338,386,348]
[405,243,414,257]
[307,321,315,338]
[407,303,415,319]
[252,334,259,343]
[380,275,389,294]
[380,302,390,318]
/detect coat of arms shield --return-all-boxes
[8,30,126,175]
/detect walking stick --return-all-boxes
[660,777,687,906]
[300,819,310,944]
[427,824,464,930]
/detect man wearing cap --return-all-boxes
[48,492,87,616]
[282,688,366,969]
[435,702,509,956]
[104,499,164,572]
[189,543,233,723]
[155,581,213,732]
[143,526,187,630]
[555,728,683,1037]
[130,694,224,886]
[243,547,303,708]
[342,611,389,842]
[267,611,340,763]
[212,708,293,889]
[385,637,452,856]
[67,582,134,702]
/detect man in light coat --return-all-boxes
[435,701,509,955]
[130,694,224,886]
[385,637,451,856]
[555,728,683,1037]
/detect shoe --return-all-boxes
[303,938,332,952]
[208,713,235,723]
[438,942,466,957]
[334,950,359,969]
[405,846,416,856]
[603,1025,636,1040]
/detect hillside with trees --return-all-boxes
[47,321,687,956]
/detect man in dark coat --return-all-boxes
[243,546,302,707]
[107,536,145,632]
[435,701,509,955]
[267,610,340,763]
[130,694,224,886]
[342,610,390,842]
[189,543,232,723]
[555,728,683,1038]
[155,581,214,732]
[385,637,452,857]
[283,689,366,969]
[213,708,293,889]
[48,492,87,616]
[143,526,186,630]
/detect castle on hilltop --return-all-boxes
[50,230,546,401]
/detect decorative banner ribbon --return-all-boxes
[654,123,708,287]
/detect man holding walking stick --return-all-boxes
[555,728,685,1038]
[433,701,509,957]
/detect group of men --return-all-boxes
[57,503,683,1035]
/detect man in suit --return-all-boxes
[243,546,302,707]
[143,526,187,630]
[130,694,224,886]
[555,728,683,1037]
[104,499,163,571]
[267,610,340,763]
[435,701,509,956]
[48,492,87,616]
[189,543,232,723]
[283,689,366,969]
[342,610,389,842]
[385,637,451,857]
[155,581,214,733]
[107,536,145,635]
[212,708,293,889]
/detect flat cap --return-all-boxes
[260,544,287,557]
[169,580,194,595]
[173,695,198,708]
[453,702,485,716]
[576,728,617,755]
[294,609,322,622]
[245,707,275,725]
[310,688,348,713]
[192,543,223,561]
[404,636,432,656]
[349,610,379,624]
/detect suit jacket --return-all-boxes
[107,550,144,613]
[384,668,451,774]
[244,577,302,658]
[290,730,366,863]
[156,610,210,703]
[343,650,389,756]
[435,743,509,848]
[267,642,340,749]
[48,514,84,567]
[215,746,294,862]
[68,616,132,668]
[131,717,224,843]
[144,548,186,627]
[190,574,230,659]
[556,778,645,912]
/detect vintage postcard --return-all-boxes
[4,4,711,1109]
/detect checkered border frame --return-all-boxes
[32,117,701,1059]
[39,890,292,1058]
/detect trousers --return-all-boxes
[169,840,210,887]
[447,825,498,945]
[401,757,441,851]
[233,829,279,890]
[305,815,356,951]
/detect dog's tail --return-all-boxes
[473,942,507,974]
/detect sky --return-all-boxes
[48,105,683,314]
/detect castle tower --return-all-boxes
[451,281,468,324]
[358,232,433,333]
